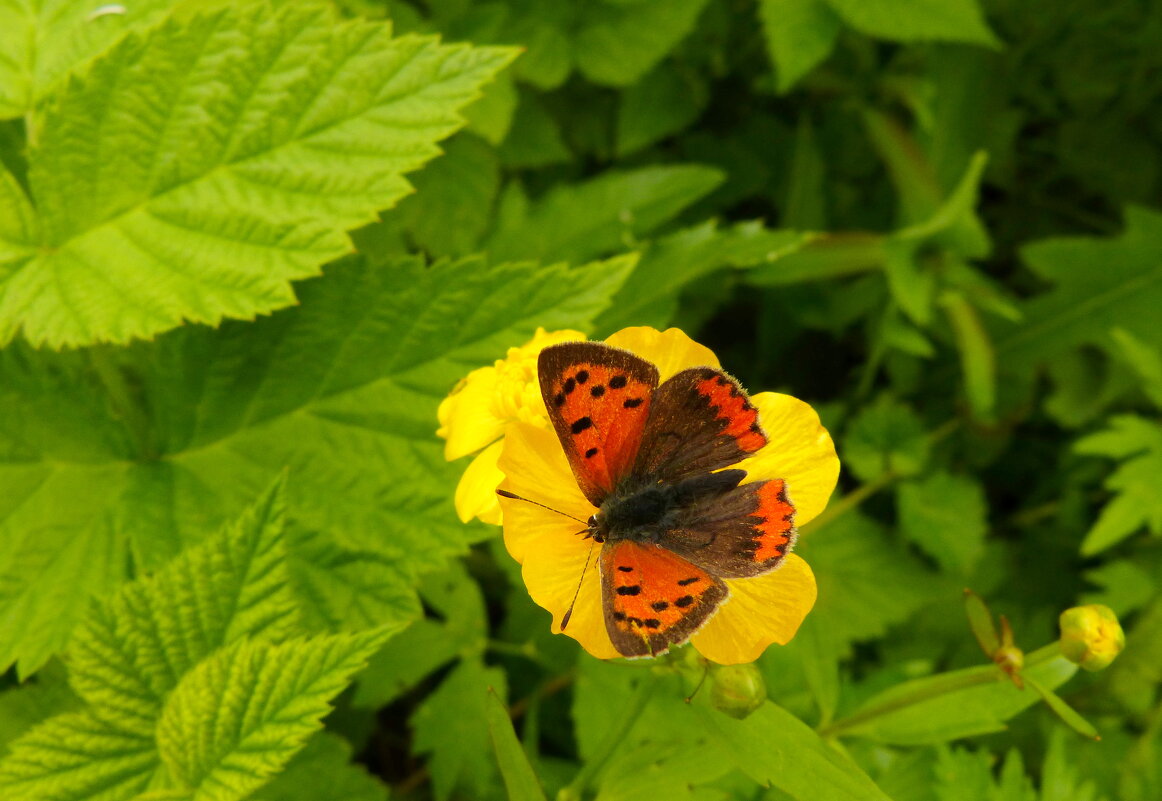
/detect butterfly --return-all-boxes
[532,341,796,658]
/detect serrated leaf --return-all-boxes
[897,472,988,573]
[0,166,37,263]
[0,252,632,676]
[998,207,1162,374]
[759,0,843,93]
[0,662,78,756]
[0,709,156,801]
[1111,328,1162,407]
[842,395,930,482]
[0,0,174,119]
[245,732,387,801]
[485,688,546,801]
[823,0,1000,46]
[412,658,508,801]
[702,702,894,801]
[157,631,387,801]
[1,3,516,347]
[1074,415,1162,554]
[69,478,299,730]
[485,165,724,264]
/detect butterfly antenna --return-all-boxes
[496,489,588,524]
[560,540,598,631]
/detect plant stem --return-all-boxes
[558,677,655,801]
[817,643,1062,739]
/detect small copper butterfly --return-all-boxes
[525,341,796,658]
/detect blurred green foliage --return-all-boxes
[0,0,1160,799]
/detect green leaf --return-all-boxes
[897,471,988,573]
[998,207,1162,374]
[0,252,632,676]
[239,732,387,801]
[156,631,387,801]
[835,654,1078,744]
[940,289,997,419]
[485,165,723,264]
[396,133,500,258]
[69,478,299,731]
[0,709,157,801]
[1110,328,1162,407]
[353,560,487,709]
[759,0,843,93]
[0,0,173,119]
[1025,676,1100,740]
[615,64,708,157]
[497,90,572,168]
[0,662,78,756]
[1,3,516,347]
[412,658,508,801]
[746,234,886,286]
[842,395,930,482]
[595,221,814,333]
[0,166,37,264]
[485,688,546,801]
[932,747,998,801]
[574,0,713,87]
[702,702,894,801]
[797,509,940,653]
[822,0,1000,46]
[1074,415,1162,555]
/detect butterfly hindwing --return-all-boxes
[657,478,796,578]
[600,540,727,658]
[633,367,768,484]
[539,342,659,506]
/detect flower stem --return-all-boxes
[558,677,656,801]
[817,643,1061,740]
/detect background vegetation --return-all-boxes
[0,0,1160,799]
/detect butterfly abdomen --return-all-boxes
[597,470,749,544]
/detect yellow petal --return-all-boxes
[454,440,505,524]
[741,393,839,527]
[498,422,618,659]
[605,327,719,381]
[438,365,507,461]
[691,555,816,664]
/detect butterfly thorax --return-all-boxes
[592,469,748,544]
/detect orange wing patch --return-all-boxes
[695,373,766,453]
[749,479,796,563]
[539,343,658,506]
[600,541,727,658]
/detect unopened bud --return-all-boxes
[710,663,767,719]
[1059,604,1124,671]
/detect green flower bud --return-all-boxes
[710,663,767,719]
[1059,604,1125,671]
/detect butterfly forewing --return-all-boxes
[539,343,659,506]
[657,478,797,578]
[634,367,768,484]
[600,540,727,658]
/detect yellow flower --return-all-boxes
[1059,604,1125,671]
[496,327,840,664]
[437,327,586,524]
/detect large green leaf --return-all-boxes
[156,631,387,801]
[702,702,894,801]
[0,253,633,676]
[0,3,515,347]
[998,207,1162,373]
[758,0,843,93]
[0,0,174,119]
[823,0,999,46]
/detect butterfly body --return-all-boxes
[537,342,797,658]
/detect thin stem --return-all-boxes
[818,642,1062,739]
[803,470,896,533]
[558,678,655,801]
